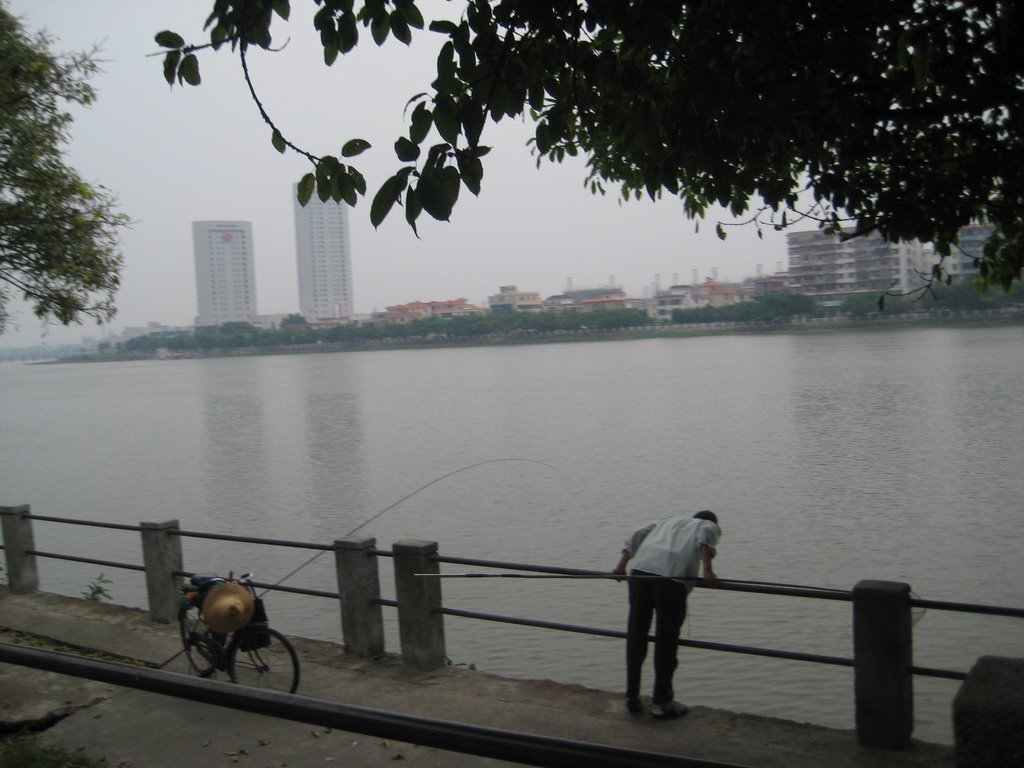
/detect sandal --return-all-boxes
[651,701,689,720]
[626,697,645,714]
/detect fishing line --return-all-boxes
[262,458,562,595]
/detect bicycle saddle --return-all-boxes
[189,572,225,590]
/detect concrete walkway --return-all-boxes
[0,591,954,768]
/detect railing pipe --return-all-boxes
[29,551,146,572]
[910,597,1024,619]
[26,514,142,532]
[174,529,331,550]
[437,606,854,668]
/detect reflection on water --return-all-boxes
[203,392,268,519]
[2,326,1022,744]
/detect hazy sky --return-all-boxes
[3,0,796,348]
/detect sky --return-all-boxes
[2,0,796,348]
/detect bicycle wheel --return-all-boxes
[227,627,299,693]
[178,605,218,677]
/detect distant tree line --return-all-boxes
[121,284,1023,355]
[120,308,654,353]
[670,293,819,324]
[841,281,1024,317]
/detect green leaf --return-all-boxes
[179,53,201,86]
[272,0,290,21]
[410,103,433,144]
[341,139,371,157]
[433,98,459,144]
[317,176,332,203]
[297,173,315,205]
[324,44,339,66]
[400,3,425,29]
[417,166,459,221]
[349,167,367,196]
[271,129,286,154]
[210,25,229,49]
[455,151,483,195]
[162,51,181,86]
[536,122,553,154]
[405,187,422,235]
[371,13,390,46]
[435,41,456,92]
[155,31,185,49]
[339,14,359,52]
[715,224,726,240]
[416,173,450,220]
[428,20,459,35]
[395,137,420,162]
[370,174,405,228]
[390,11,412,45]
[459,100,485,147]
[337,171,357,206]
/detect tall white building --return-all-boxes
[193,221,257,327]
[293,187,353,320]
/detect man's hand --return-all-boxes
[703,569,719,588]
[613,551,631,582]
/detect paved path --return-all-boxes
[0,591,954,768]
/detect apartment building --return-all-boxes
[785,229,934,312]
[293,188,353,320]
[488,285,544,312]
[943,223,993,280]
[193,221,257,327]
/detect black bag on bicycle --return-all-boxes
[238,597,271,651]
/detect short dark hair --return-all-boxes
[693,510,718,524]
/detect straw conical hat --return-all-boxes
[202,582,254,633]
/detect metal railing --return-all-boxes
[6,511,1023,677]
[3,505,1023,750]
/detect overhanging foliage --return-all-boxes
[0,4,127,334]
[158,1,1023,289]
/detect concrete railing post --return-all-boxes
[853,579,913,749]
[0,505,39,594]
[392,539,445,670]
[953,656,1024,768]
[334,535,384,657]
[140,520,183,623]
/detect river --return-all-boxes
[2,325,1022,743]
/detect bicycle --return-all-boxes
[177,571,300,693]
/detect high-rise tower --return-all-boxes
[293,188,353,320]
[193,221,257,327]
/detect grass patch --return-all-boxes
[0,735,114,768]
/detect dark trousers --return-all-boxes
[626,571,688,704]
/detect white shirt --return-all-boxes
[624,517,720,590]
